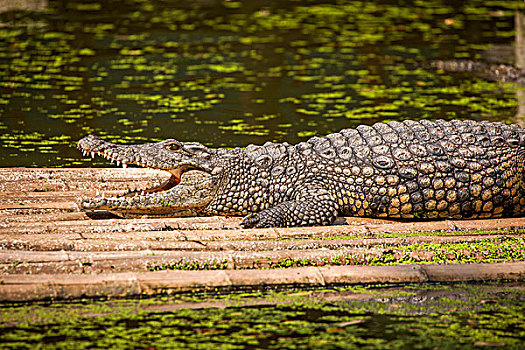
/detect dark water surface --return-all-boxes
[0,283,525,350]
[1,282,524,349]
[0,0,522,167]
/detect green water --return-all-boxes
[0,0,522,167]
[1,282,523,349]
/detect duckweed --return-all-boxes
[0,0,522,167]
[0,282,523,348]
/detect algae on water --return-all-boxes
[0,282,523,349]
[0,0,522,167]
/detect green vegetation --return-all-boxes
[0,0,523,166]
[148,236,525,271]
[149,259,229,271]
[0,282,523,348]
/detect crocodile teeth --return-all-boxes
[116,160,120,166]
[122,163,127,169]
[91,152,95,158]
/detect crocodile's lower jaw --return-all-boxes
[85,207,203,219]
[81,169,214,212]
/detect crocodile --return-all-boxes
[78,119,525,228]
[432,60,525,83]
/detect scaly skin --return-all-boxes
[78,119,525,228]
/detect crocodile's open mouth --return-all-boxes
[78,144,199,199]
[120,165,202,198]
[77,134,216,217]
[124,171,180,197]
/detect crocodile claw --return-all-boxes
[241,212,277,228]
[240,213,260,228]
[241,212,281,228]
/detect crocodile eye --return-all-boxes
[166,142,181,152]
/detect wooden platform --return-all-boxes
[1,168,524,302]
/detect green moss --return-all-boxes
[283,228,525,241]
[151,235,524,271]
[149,259,229,271]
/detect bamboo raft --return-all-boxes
[1,168,524,302]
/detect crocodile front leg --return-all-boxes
[241,185,339,228]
